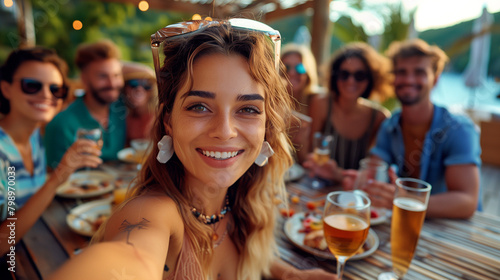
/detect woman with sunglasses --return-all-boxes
[0,47,102,256]
[281,44,323,162]
[303,42,392,182]
[281,43,320,115]
[121,61,157,144]
[50,20,334,280]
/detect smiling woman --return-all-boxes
[48,19,336,280]
[0,47,102,256]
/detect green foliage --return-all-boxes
[269,15,308,44]
[0,0,184,77]
[380,3,416,51]
[331,16,368,44]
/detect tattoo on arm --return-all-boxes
[119,218,151,245]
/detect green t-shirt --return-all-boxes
[44,97,127,168]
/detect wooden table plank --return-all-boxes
[41,198,90,258]
[21,218,68,279]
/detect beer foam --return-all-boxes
[394,197,426,212]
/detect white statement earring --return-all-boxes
[157,135,174,163]
[254,141,274,167]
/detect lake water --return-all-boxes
[432,72,500,116]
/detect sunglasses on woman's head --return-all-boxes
[20,78,68,99]
[337,70,369,82]
[150,18,281,78]
[126,79,152,90]
[285,63,306,75]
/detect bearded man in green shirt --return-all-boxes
[44,40,127,169]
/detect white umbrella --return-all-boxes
[462,6,493,107]
[407,18,418,39]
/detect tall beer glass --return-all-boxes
[378,178,432,280]
[323,191,371,279]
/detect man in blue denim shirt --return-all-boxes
[361,39,481,219]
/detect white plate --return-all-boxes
[66,199,112,237]
[56,171,115,198]
[117,147,140,163]
[283,212,379,260]
[285,163,306,182]
[370,207,391,226]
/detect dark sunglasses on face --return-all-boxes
[125,79,152,90]
[285,63,306,75]
[20,78,68,99]
[337,70,369,82]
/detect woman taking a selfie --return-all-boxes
[50,20,334,280]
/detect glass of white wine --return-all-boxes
[307,132,333,189]
[378,178,431,280]
[76,128,103,149]
[76,127,103,170]
[323,191,371,280]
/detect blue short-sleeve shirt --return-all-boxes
[0,127,46,215]
[370,105,481,195]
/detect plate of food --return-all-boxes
[66,199,112,237]
[283,212,379,260]
[370,207,391,226]
[56,171,114,198]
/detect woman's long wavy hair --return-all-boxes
[327,42,393,103]
[93,23,294,279]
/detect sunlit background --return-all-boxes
[0,0,499,113]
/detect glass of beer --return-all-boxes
[323,191,371,280]
[378,178,432,280]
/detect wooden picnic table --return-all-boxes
[3,171,500,279]
[279,182,500,280]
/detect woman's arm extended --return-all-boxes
[48,195,181,280]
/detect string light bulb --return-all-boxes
[138,1,149,11]
[72,20,83,30]
[4,0,13,8]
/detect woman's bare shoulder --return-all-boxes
[103,192,184,240]
[359,98,391,118]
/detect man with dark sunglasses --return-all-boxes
[44,40,127,168]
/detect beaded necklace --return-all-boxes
[190,195,231,225]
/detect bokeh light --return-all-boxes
[138,1,149,12]
[72,20,83,30]
[4,0,14,8]
[192,14,202,20]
